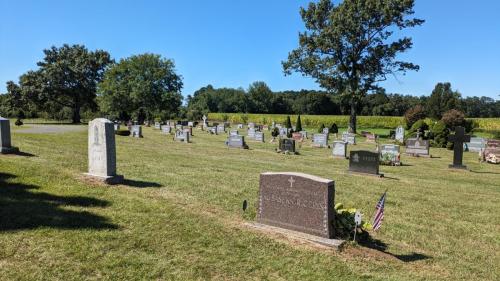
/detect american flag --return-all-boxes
[372,191,387,231]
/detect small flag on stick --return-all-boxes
[372,191,387,231]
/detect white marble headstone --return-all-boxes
[0,117,19,154]
[86,118,123,184]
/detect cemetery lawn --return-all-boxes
[1,125,499,281]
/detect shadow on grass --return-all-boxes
[0,172,118,231]
[121,179,162,188]
[12,151,36,157]
[358,236,431,263]
[470,170,500,175]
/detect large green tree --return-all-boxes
[98,54,183,123]
[12,44,113,123]
[283,0,423,132]
[247,81,273,113]
[426,82,462,119]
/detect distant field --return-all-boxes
[1,125,499,280]
[208,113,500,132]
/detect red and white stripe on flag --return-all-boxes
[372,192,386,231]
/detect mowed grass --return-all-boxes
[1,125,499,281]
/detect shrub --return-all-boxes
[430,120,449,148]
[15,119,23,126]
[295,115,303,132]
[404,105,426,129]
[318,123,325,133]
[330,123,338,134]
[285,116,292,129]
[271,127,279,138]
[115,129,131,136]
[441,109,465,128]
[408,119,429,136]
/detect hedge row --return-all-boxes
[208,113,500,131]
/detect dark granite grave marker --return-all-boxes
[278,138,296,153]
[348,151,383,177]
[258,172,335,238]
[448,126,470,169]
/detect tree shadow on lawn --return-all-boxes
[358,236,431,263]
[0,172,118,231]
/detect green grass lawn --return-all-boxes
[1,125,499,280]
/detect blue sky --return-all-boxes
[1,0,499,99]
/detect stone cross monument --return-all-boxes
[448,126,471,169]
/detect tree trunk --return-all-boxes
[349,100,357,133]
[72,104,81,124]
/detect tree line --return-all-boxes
[186,82,500,120]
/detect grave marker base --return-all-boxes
[448,164,468,170]
[0,146,19,154]
[347,171,384,178]
[83,173,124,185]
[245,222,345,251]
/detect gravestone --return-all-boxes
[226,135,248,149]
[229,129,239,136]
[174,129,190,143]
[299,131,308,139]
[322,127,329,135]
[114,123,120,131]
[85,118,123,184]
[349,151,383,177]
[176,124,183,131]
[209,126,218,135]
[466,137,486,153]
[161,125,172,134]
[258,172,335,238]
[366,133,377,143]
[0,117,19,154]
[248,122,255,129]
[237,124,243,129]
[278,138,296,154]
[405,138,430,157]
[247,128,256,138]
[131,125,143,138]
[154,122,161,129]
[254,131,265,142]
[279,127,288,137]
[292,132,303,142]
[395,126,405,143]
[342,132,356,145]
[217,124,226,133]
[188,121,194,127]
[448,126,470,169]
[202,115,208,129]
[312,133,328,148]
[379,144,401,166]
[332,141,347,159]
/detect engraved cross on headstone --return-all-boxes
[448,126,471,169]
[288,176,295,188]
